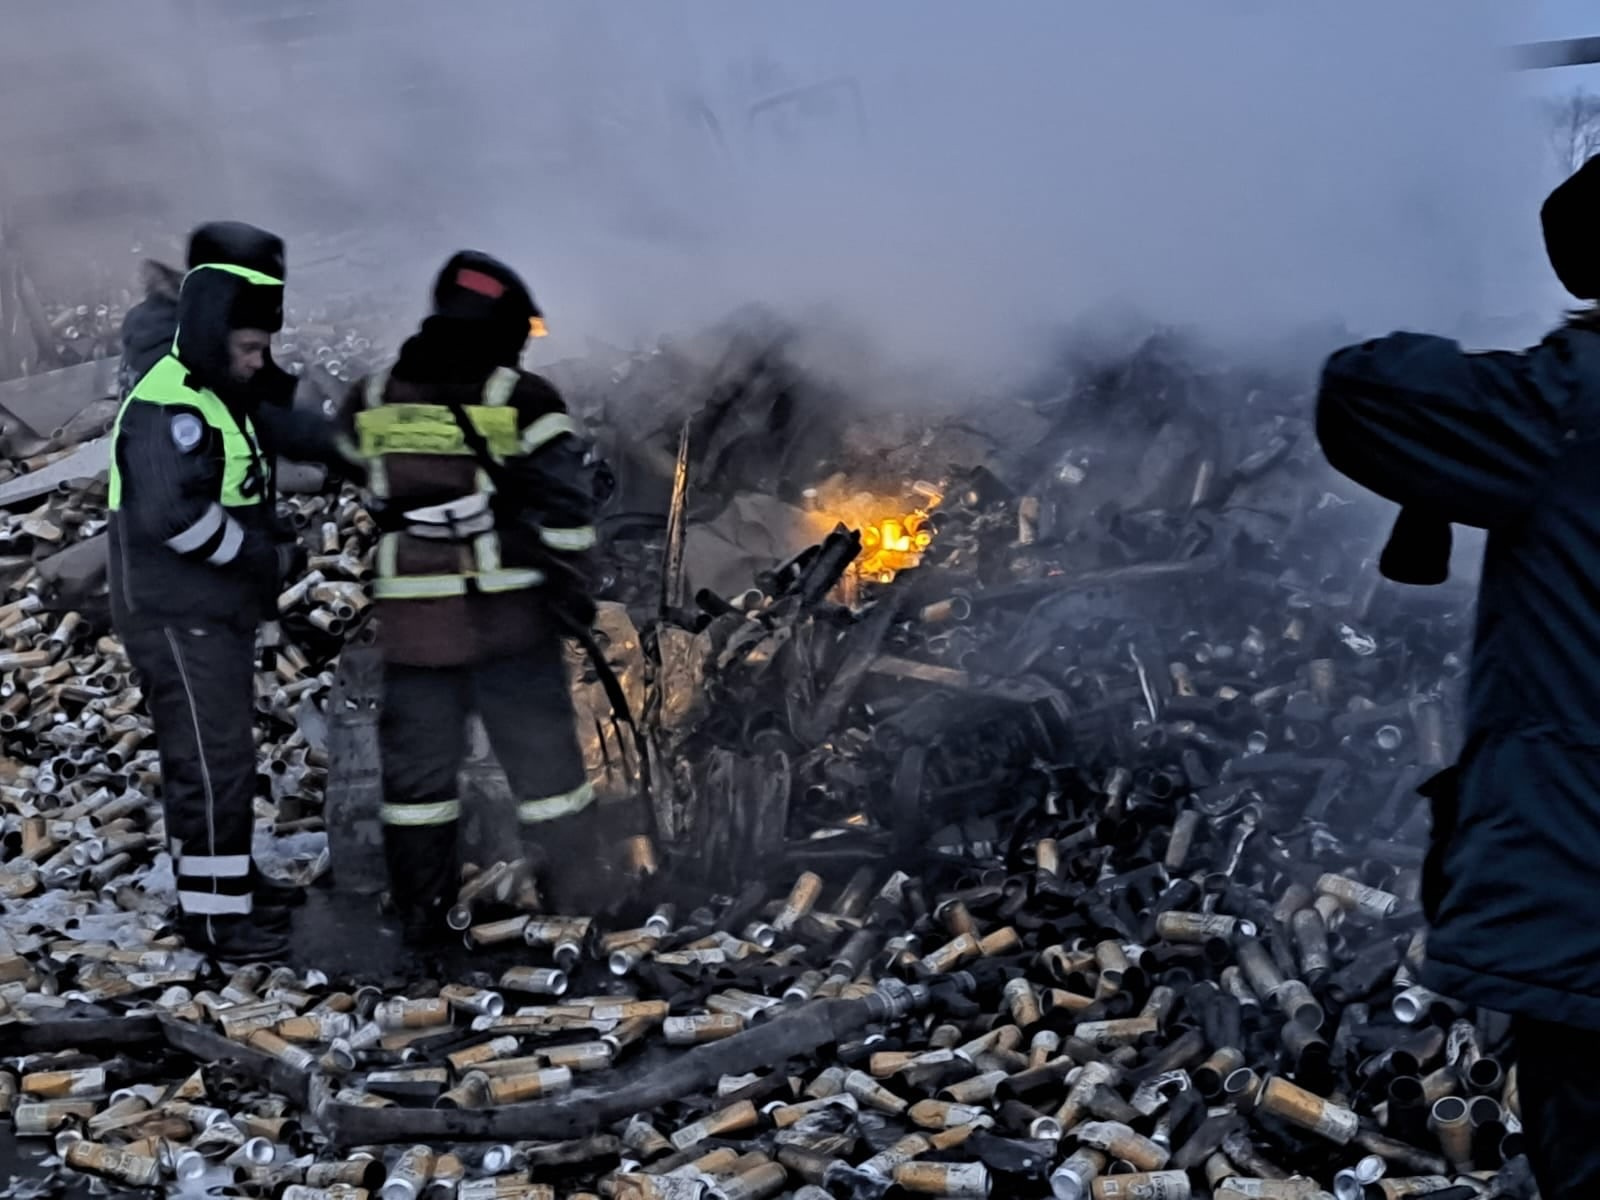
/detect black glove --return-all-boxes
[275,540,308,584]
[553,588,597,630]
[541,556,597,628]
[1378,507,1451,586]
[249,353,300,409]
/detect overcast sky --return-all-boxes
[13,2,1597,384]
[1527,0,1600,92]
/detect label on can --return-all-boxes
[894,1161,990,1195]
[1073,1018,1158,1047]
[664,1014,745,1045]
[859,1134,931,1178]
[458,1179,545,1200]
[1310,1101,1359,1144]
[1375,1180,1455,1199]
[1316,873,1396,918]
[1214,1180,1327,1200]
[543,1042,614,1072]
[1091,1172,1191,1200]
[501,967,567,994]
[1156,912,1236,940]
[669,1119,712,1151]
[29,1068,107,1099]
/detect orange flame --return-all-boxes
[805,484,938,584]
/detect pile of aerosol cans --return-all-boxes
[0,328,1523,1198]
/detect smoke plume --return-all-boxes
[1,2,1562,393]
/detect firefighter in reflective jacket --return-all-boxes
[335,251,599,944]
[109,221,314,963]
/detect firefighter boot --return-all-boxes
[526,807,618,915]
[252,864,307,911]
[384,822,459,947]
[180,914,291,964]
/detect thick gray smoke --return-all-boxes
[0,2,1563,391]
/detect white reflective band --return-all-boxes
[405,492,492,525]
[406,514,495,540]
[521,412,578,453]
[177,890,253,916]
[405,492,496,540]
[516,781,596,825]
[380,800,462,827]
[206,517,245,565]
[377,532,399,577]
[374,575,469,599]
[540,525,597,552]
[363,367,392,410]
[374,568,547,599]
[483,366,519,408]
[334,432,365,466]
[474,530,502,572]
[478,568,545,593]
[177,852,251,878]
[375,528,545,600]
[166,503,225,554]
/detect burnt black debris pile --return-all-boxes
[0,319,1522,1200]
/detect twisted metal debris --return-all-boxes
[0,324,1531,1200]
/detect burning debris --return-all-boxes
[0,320,1525,1199]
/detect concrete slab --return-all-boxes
[0,358,116,440]
[0,438,108,508]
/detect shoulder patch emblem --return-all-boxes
[169,413,205,453]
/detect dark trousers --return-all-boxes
[124,623,257,924]
[1515,1016,1600,1197]
[378,635,590,915]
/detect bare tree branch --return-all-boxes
[1546,90,1600,175]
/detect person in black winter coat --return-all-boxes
[118,250,338,461]
[111,221,350,963]
[119,261,183,399]
[1316,153,1600,1198]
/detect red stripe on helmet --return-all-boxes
[456,268,507,299]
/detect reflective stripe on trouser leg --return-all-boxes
[173,841,253,915]
[382,818,461,921]
[471,640,593,832]
[120,625,258,925]
[380,799,462,826]
[517,781,596,825]
[163,628,255,921]
[378,663,471,916]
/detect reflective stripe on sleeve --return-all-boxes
[334,432,365,466]
[363,368,392,410]
[177,890,253,916]
[477,568,544,593]
[483,367,520,408]
[540,525,597,552]
[373,569,546,599]
[165,502,226,554]
[374,575,469,599]
[520,412,578,454]
[516,781,596,825]
[380,800,462,827]
[206,517,245,565]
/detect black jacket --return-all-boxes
[333,320,598,667]
[118,262,182,399]
[1317,323,1600,1028]
[110,250,346,633]
[108,393,283,632]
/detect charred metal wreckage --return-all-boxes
[0,317,1522,1199]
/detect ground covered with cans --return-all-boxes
[0,320,1531,1199]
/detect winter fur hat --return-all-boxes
[1542,154,1600,301]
